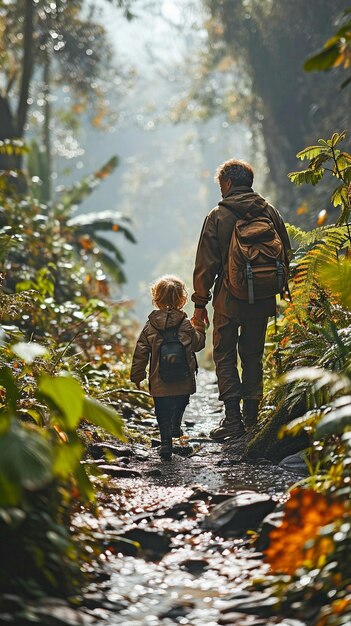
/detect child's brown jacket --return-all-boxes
[130,309,206,397]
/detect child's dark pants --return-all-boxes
[153,395,189,454]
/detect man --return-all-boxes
[192,159,291,440]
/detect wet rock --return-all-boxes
[203,490,276,535]
[180,557,209,575]
[172,444,194,457]
[188,486,213,501]
[117,456,130,465]
[132,446,150,459]
[220,593,279,617]
[276,621,307,626]
[189,488,243,504]
[145,468,162,477]
[122,404,134,419]
[97,465,142,478]
[255,510,285,551]
[89,442,133,459]
[81,593,127,612]
[248,457,273,465]
[210,492,244,504]
[151,438,161,447]
[278,450,309,475]
[123,528,171,559]
[162,500,199,519]
[219,615,273,625]
[216,456,244,467]
[159,602,194,619]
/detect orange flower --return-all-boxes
[264,488,347,575]
[332,598,350,614]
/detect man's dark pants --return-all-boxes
[213,311,268,403]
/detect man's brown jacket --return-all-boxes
[192,186,291,320]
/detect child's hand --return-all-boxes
[191,315,208,331]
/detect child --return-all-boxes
[130,275,206,460]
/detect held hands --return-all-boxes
[192,306,210,328]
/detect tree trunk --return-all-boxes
[0,97,19,170]
[43,54,52,202]
[17,0,35,139]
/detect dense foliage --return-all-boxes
[0,143,140,598]
[250,132,351,625]
[184,1,351,211]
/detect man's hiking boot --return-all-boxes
[209,398,245,441]
[243,398,260,430]
[209,417,245,440]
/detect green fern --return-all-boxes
[290,225,351,311]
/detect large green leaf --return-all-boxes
[304,44,340,72]
[75,463,95,502]
[0,366,20,413]
[0,474,20,507]
[83,396,125,440]
[288,168,325,186]
[296,145,329,160]
[315,397,351,439]
[0,419,53,500]
[92,233,125,263]
[39,375,84,430]
[318,257,351,311]
[61,156,119,209]
[68,210,124,229]
[53,432,84,479]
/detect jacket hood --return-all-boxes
[218,186,268,218]
[148,309,186,331]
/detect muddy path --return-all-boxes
[76,371,303,626]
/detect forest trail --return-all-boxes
[78,371,302,626]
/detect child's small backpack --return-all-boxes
[158,322,190,383]
[225,205,289,304]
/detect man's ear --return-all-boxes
[225,179,231,193]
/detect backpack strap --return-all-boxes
[276,260,284,293]
[219,202,242,221]
[246,262,254,305]
[150,316,184,342]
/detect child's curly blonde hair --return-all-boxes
[151,275,188,310]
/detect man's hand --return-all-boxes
[193,306,209,327]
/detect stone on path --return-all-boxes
[203,490,276,535]
[278,450,309,475]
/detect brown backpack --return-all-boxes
[226,206,289,304]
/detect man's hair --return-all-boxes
[151,275,188,310]
[215,159,254,188]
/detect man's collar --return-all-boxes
[224,185,253,198]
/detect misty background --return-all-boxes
[52,0,263,320]
[21,0,350,321]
